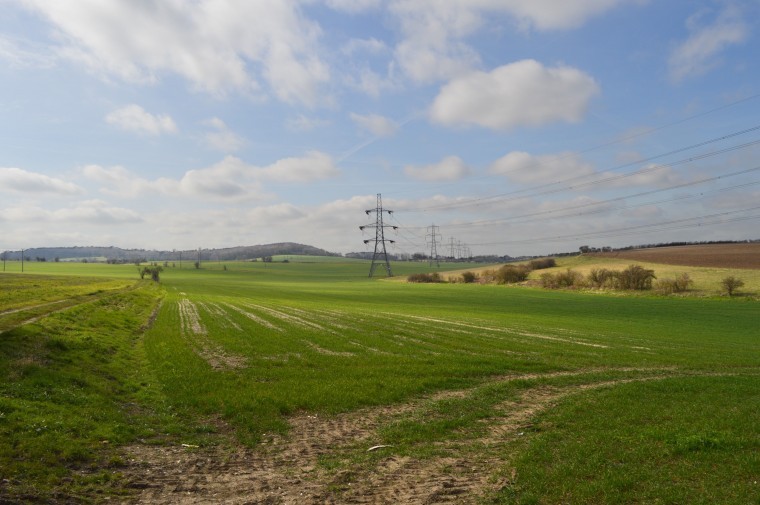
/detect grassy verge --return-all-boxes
[0,281,174,502]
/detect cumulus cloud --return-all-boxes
[387,0,632,84]
[489,151,596,184]
[105,104,177,135]
[405,156,471,181]
[430,60,599,130]
[260,151,339,183]
[0,167,83,195]
[203,117,246,152]
[23,0,329,105]
[669,5,748,82]
[350,113,398,137]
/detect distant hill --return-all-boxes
[1,243,339,262]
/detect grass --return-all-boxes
[0,257,758,502]
[498,375,760,504]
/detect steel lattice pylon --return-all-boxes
[359,193,397,277]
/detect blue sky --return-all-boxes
[1,0,759,257]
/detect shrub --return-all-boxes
[656,273,693,294]
[721,276,744,297]
[495,264,531,284]
[614,265,656,290]
[407,272,443,283]
[529,258,556,270]
[461,271,478,284]
[586,268,615,289]
[541,269,582,289]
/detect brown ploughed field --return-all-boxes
[589,243,760,269]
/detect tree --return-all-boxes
[139,265,163,282]
[721,276,744,297]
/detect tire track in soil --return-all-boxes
[120,367,691,504]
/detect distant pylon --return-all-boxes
[359,194,397,277]
[426,224,440,267]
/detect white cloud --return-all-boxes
[342,37,388,56]
[350,113,398,137]
[430,60,599,130]
[0,35,55,68]
[82,164,175,198]
[287,114,331,131]
[260,151,339,183]
[53,200,142,224]
[0,167,83,195]
[489,151,596,184]
[669,6,748,82]
[387,0,633,84]
[105,104,177,135]
[390,1,482,83]
[203,117,246,152]
[23,0,329,106]
[405,156,471,181]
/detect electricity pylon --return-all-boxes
[360,193,397,277]
[426,224,440,267]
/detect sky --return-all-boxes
[1,0,759,258]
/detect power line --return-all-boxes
[384,93,760,198]
[467,205,760,246]
[431,165,760,229]
[403,125,760,213]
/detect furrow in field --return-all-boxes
[197,302,241,331]
[302,340,356,357]
[221,302,283,332]
[177,298,247,371]
[241,302,336,334]
[385,312,609,349]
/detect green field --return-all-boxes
[0,258,758,503]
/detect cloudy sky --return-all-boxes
[1,0,759,257]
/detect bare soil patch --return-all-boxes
[119,367,683,504]
[590,243,760,269]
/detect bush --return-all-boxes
[495,264,531,284]
[614,265,656,290]
[407,272,443,283]
[721,276,744,297]
[529,258,556,270]
[461,271,478,284]
[656,273,693,294]
[586,268,615,289]
[540,269,582,289]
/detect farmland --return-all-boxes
[0,255,759,504]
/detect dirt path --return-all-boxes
[120,367,688,504]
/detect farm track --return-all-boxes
[121,366,732,505]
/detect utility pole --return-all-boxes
[426,224,441,267]
[21,249,24,272]
[449,237,457,260]
[359,193,397,277]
